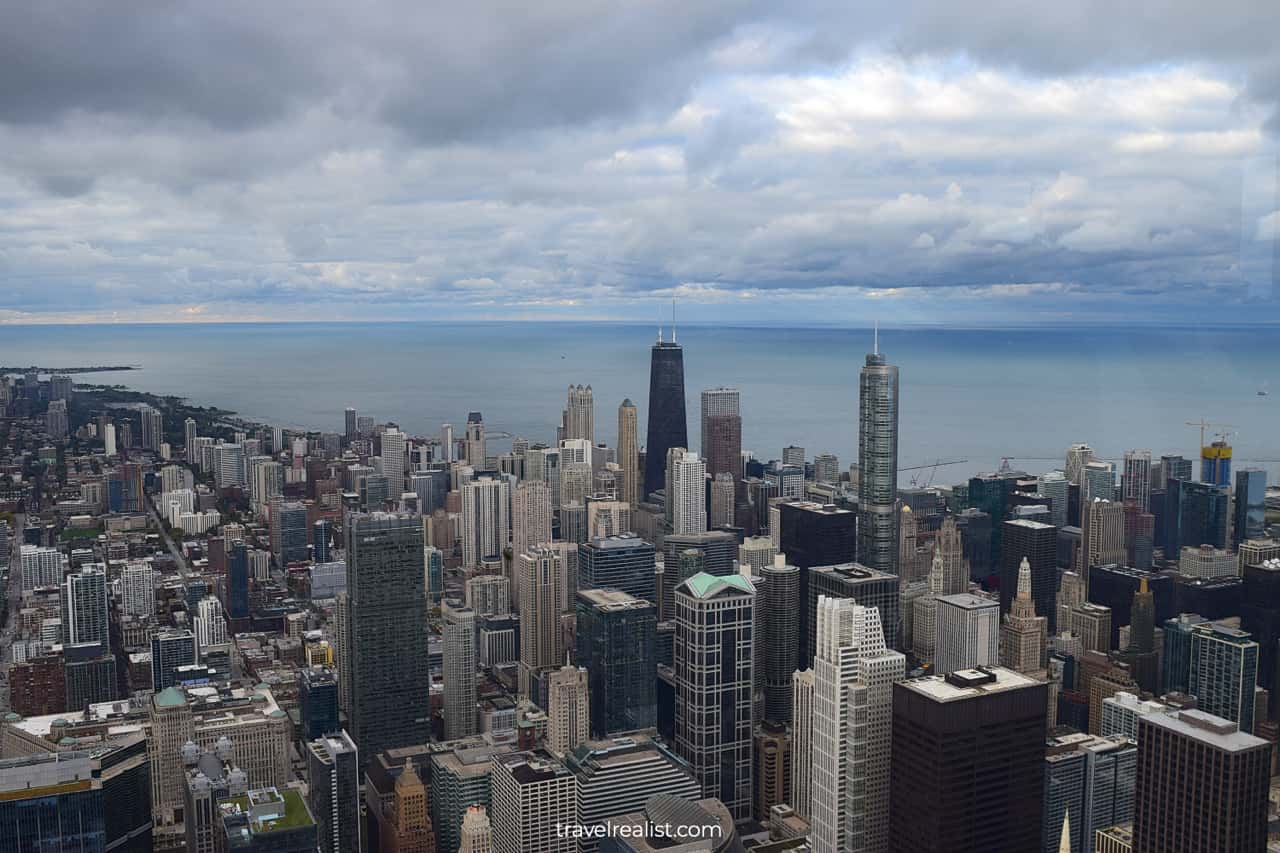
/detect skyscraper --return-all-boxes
[810,596,904,853]
[578,533,656,604]
[442,599,478,739]
[889,668,1047,853]
[673,572,755,821]
[465,411,486,468]
[1000,558,1047,674]
[1066,443,1094,485]
[1039,470,1070,529]
[617,399,640,506]
[140,403,164,450]
[64,566,109,651]
[1042,732,1136,853]
[461,475,510,569]
[791,668,816,819]
[757,557,801,722]
[563,384,595,442]
[546,664,589,756]
[1234,467,1267,548]
[490,750,577,853]
[669,450,707,534]
[701,387,742,488]
[935,593,1000,675]
[306,731,360,853]
[1002,518,1058,629]
[380,427,407,493]
[1133,710,1270,853]
[576,588,657,737]
[345,513,430,764]
[1121,449,1152,512]
[644,334,687,501]
[1189,622,1259,734]
[511,481,553,564]
[344,407,358,440]
[459,806,493,853]
[517,546,565,697]
[858,339,899,576]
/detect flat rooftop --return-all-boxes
[901,666,1040,703]
[1141,709,1268,752]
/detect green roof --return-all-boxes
[154,686,187,709]
[681,572,755,599]
[222,788,314,834]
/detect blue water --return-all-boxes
[1,322,1277,484]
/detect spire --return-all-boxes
[657,303,663,344]
[1057,810,1071,853]
[1017,557,1033,601]
[1139,576,1149,594]
[672,297,677,343]
[874,320,878,355]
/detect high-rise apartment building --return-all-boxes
[1066,444,1094,485]
[889,668,1047,853]
[465,573,510,617]
[810,596,905,853]
[345,513,430,764]
[673,572,755,821]
[465,411,487,468]
[121,560,155,618]
[669,450,707,534]
[1189,622,1259,733]
[858,342,899,575]
[442,599,478,740]
[1039,470,1070,529]
[461,475,510,569]
[1121,450,1152,512]
[64,566,109,650]
[791,668,816,819]
[1133,710,1270,853]
[757,557,801,722]
[1043,732,1136,853]
[644,334,687,501]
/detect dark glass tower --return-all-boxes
[576,588,657,737]
[345,513,430,767]
[644,337,687,501]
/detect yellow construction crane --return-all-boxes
[1185,419,1237,449]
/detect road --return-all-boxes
[145,496,191,583]
[0,513,25,711]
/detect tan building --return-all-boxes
[386,763,435,853]
[1001,557,1047,674]
[754,721,791,822]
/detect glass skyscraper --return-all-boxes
[1234,467,1267,548]
[576,588,657,737]
[858,343,899,575]
[644,337,687,501]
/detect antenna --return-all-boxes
[874,320,879,355]
[657,304,663,344]
[672,298,677,343]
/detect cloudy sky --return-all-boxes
[2,1,1278,325]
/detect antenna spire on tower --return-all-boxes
[874,320,879,355]
[672,297,677,343]
[657,303,663,344]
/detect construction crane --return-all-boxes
[1186,419,1236,450]
[901,458,967,489]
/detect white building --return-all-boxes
[194,596,229,650]
[442,600,478,740]
[810,596,905,853]
[490,750,577,853]
[670,451,707,535]
[517,547,565,698]
[121,561,156,618]
[461,476,510,569]
[1180,545,1237,579]
[935,593,1000,675]
[20,545,63,592]
[545,665,589,756]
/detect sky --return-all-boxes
[2,1,1279,326]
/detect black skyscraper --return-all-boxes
[644,337,687,500]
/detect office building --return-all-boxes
[466,574,511,617]
[1178,544,1234,580]
[701,388,742,487]
[808,562,900,656]
[889,668,1047,853]
[0,752,106,851]
[813,452,840,485]
[565,734,700,851]
[577,533,656,604]
[345,513,430,764]
[1002,518,1058,630]
[644,334,688,501]
[935,593,1000,675]
[757,557,801,722]
[272,501,309,566]
[563,384,595,442]
[490,750,577,853]
[1164,478,1229,554]
[306,731,360,853]
[1201,438,1232,488]
[461,476,510,569]
[1001,558,1048,674]
[754,721,790,822]
[1133,710,1269,853]
[1101,692,1172,741]
[659,530,738,618]
[298,667,340,740]
[459,806,493,853]
[617,400,641,507]
[810,596,905,853]
[1038,471,1070,529]
[443,599,479,739]
[1234,468,1267,548]
[1083,499,1125,573]
[576,589,657,737]
[1043,732,1136,853]
[546,664,590,755]
[1066,444,1094,485]
[1189,622,1259,733]
[673,572,755,821]
[777,500,856,664]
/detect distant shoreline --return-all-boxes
[0,365,140,375]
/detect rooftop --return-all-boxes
[900,666,1040,703]
[679,571,755,599]
[1141,709,1268,752]
[221,786,313,835]
[937,592,999,610]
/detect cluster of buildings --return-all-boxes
[1,336,1279,852]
